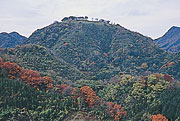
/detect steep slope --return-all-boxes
[0,32,27,48]
[0,44,87,81]
[155,26,180,53]
[26,20,180,80]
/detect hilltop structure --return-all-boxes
[61,16,112,25]
[61,16,88,21]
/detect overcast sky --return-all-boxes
[0,0,179,39]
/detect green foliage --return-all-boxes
[0,44,87,81]
[25,20,180,80]
[158,86,180,120]
[97,74,176,120]
[0,76,77,121]
[0,32,27,48]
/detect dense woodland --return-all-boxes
[0,32,27,48]
[155,26,180,53]
[0,18,180,121]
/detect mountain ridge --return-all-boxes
[25,19,180,80]
[0,31,27,48]
[0,44,87,81]
[155,26,180,53]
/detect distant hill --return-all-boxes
[0,44,87,81]
[25,20,180,80]
[155,26,180,53]
[0,32,27,48]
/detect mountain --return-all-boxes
[0,32,27,48]
[1,17,180,121]
[0,44,87,81]
[155,26,180,53]
[25,19,180,80]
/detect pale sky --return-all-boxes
[0,0,180,39]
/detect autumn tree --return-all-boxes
[0,58,54,91]
[0,60,22,79]
[107,102,127,121]
[79,86,99,108]
[150,114,168,121]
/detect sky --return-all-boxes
[0,0,180,39]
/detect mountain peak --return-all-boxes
[9,31,21,36]
[171,26,180,29]
[0,31,27,48]
[168,26,180,33]
[26,19,171,80]
[10,31,19,34]
[155,26,180,53]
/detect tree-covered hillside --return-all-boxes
[155,26,180,53]
[26,20,180,80]
[0,32,27,48]
[0,44,87,81]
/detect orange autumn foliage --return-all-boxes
[0,58,54,91]
[42,76,54,89]
[80,86,99,107]
[150,114,168,121]
[107,102,127,121]
[20,69,42,87]
[161,61,175,69]
[167,62,175,66]
[1,61,23,79]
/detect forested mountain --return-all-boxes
[0,32,27,48]
[26,19,180,80]
[0,17,180,121]
[0,44,87,81]
[155,26,180,53]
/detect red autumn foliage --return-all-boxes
[150,114,168,121]
[42,76,54,89]
[57,84,73,95]
[107,102,127,121]
[20,69,42,88]
[167,62,175,66]
[0,58,54,91]
[164,74,173,82]
[1,61,23,79]
[79,86,99,108]
[71,85,127,120]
